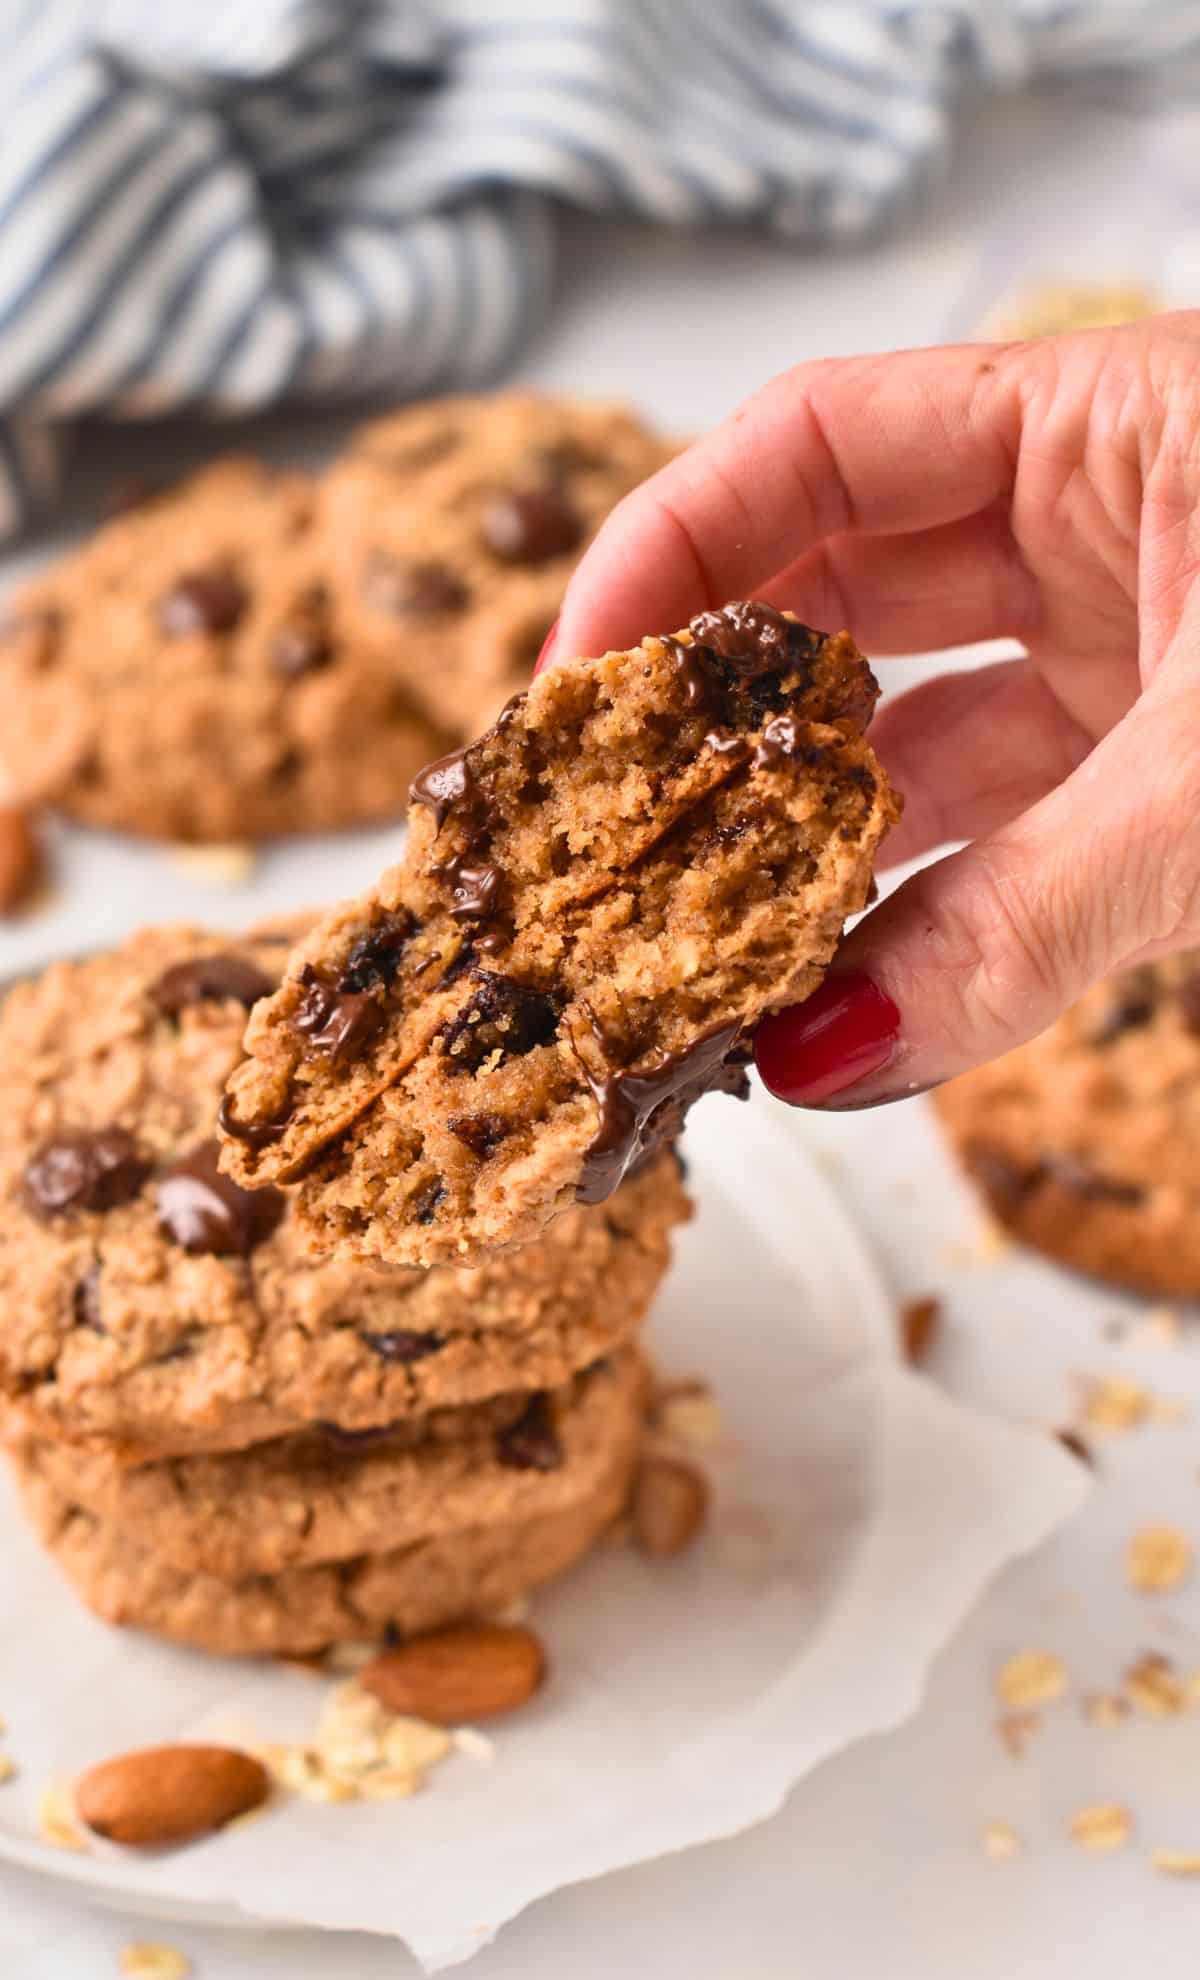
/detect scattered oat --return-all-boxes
[1082,1691,1130,1729]
[654,1381,723,1447]
[167,842,257,888]
[119,1943,191,1980]
[981,1820,1022,1860]
[0,1754,16,1784]
[996,1650,1070,1709]
[1123,1652,1185,1717]
[1126,1524,1193,1594]
[1069,1803,1132,1853]
[1136,1306,1181,1349]
[1152,1849,1200,1877]
[452,1727,496,1764]
[36,1779,88,1852]
[1082,1376,1149,1434]
[257,1678,452,1807]
[900,1295,940,1365]
[996,1710,1041,1759]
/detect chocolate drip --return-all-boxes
[217,1091,290,1150]
[575,1014,748,1204]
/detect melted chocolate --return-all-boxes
[337,911,415,994]
[481,485,582,565]
[359,1328,446,1364]
[157,568,247,637]
[409,748,470,831]
[495,1394,563,1471]
[292,966,385,1066]
[442,972,562,1073]
[151,953,275,1017]
[157,1140,284,1255]
[217,1091,290,1149]
[688,601,820,677]
[574,1015,748,1204]
[22,1129,150,1221]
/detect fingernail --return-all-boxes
[534,617,561,676]
[754,972,900,1106]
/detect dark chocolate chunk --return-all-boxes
[157,568,247,636]
[445,861,504,924]
[358,1328,446,1364]
[446,1110,509,1159]
[337,912,416,994]
[495,1394,563,1472]
[575,1015,748,1205]
[362,552,469,617]
[151,953,275,1017]
[1178,969,1200,1037]
[412,1177,447,1225]
[22,1129,150,1221]
[293,966,385,1066]
[442,972,562,1073]
[72,1266,104,1332]
[156,1140,284,1255]
[217,1090,291,1150]
[688,601,821,678]
[481,485,582,565]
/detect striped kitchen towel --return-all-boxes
[1,0,1197,536]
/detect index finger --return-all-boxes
[551,342,1029,663]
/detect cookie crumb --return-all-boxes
[119,1944,191,1980]
[652,1381,723,1447]
[1151,1848,1200,1877]
[900,1295,940,1365]
[996,1710,1040,1759]
[1082,1690,1129,1729]
[1081,1376,1149,1434]
[257,1679,452,1805]
[1123,1652,1185,1717]
[1126,1523,1193,1594]
[167,842,258,888]
[1069,1803,1132,1853]
[980,1820,1022,1859]
[995,1650,1070,1708]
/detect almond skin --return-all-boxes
[0,805,40,914]
[631,1455,709,1557]
[76,1744,269,1846]
[360,1623,546,1724]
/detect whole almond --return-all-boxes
[360,1623,546,1724]
[76,1744,268,1846]
[631,1455,709,1557]
[0,805,40,914]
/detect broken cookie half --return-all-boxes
[219,601,900,1266]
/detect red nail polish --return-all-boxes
[754,973,900,1106]
[534,616,561,676]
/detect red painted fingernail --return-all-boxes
[534,616,561,676]
[754,973,900,1106]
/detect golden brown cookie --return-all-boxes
[935,956,1200,1294]
[0,459,449,841]
[322,391,673,736]
[0,922,688,1456]
[221,601,898,1267]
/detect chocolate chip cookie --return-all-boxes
[321,391,674,736]
[935,956,1200,1294]
[14,1426,637,1656]
[8,1349,644,1581]
[0,922,688,1456]
[221,601,898,1267]
[0,459,449,841]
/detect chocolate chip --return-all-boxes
[412,1177,446,1225]
[1091,971,1157,1045]
[157,569,247,637]
[156,1140,284,1255]
[359,1327,446,1363]
[22,1129,150,1221]
[362,552,469,618]
[446,1110,509,1159]
[495,1394,563,1471]
[270,620,332,679]
[442,972,562,1073]
[337,912,415,995]
[1178,969,1200,1036]
[688,601,821,679]
[151,953,275,1017]
[481,486,582,565]
[1043,1153,1143,1205]
[72,1266,104,1332]
[293,966,385,1066]
[963,1142,1038,1212]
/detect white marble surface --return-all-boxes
[5,91,1200,1980]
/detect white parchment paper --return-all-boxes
[0,1095,1088,1971]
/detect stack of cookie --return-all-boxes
[0,923,690,1656]
[0,394,672,843]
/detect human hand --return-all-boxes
[537,316,1200,1107]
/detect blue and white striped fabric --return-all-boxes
[0,0,1196,536]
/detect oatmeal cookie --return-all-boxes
[0,459,448,841]
[935,955,1200,1294]
[0,923,688,1455]
[221,601,898,1266]
[322,391,674,736]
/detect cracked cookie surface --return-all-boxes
[935,955,1200,1293]
[0,922,687,1456]
[221,601,898,1267]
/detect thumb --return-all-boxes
[755,682,1200,1108]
